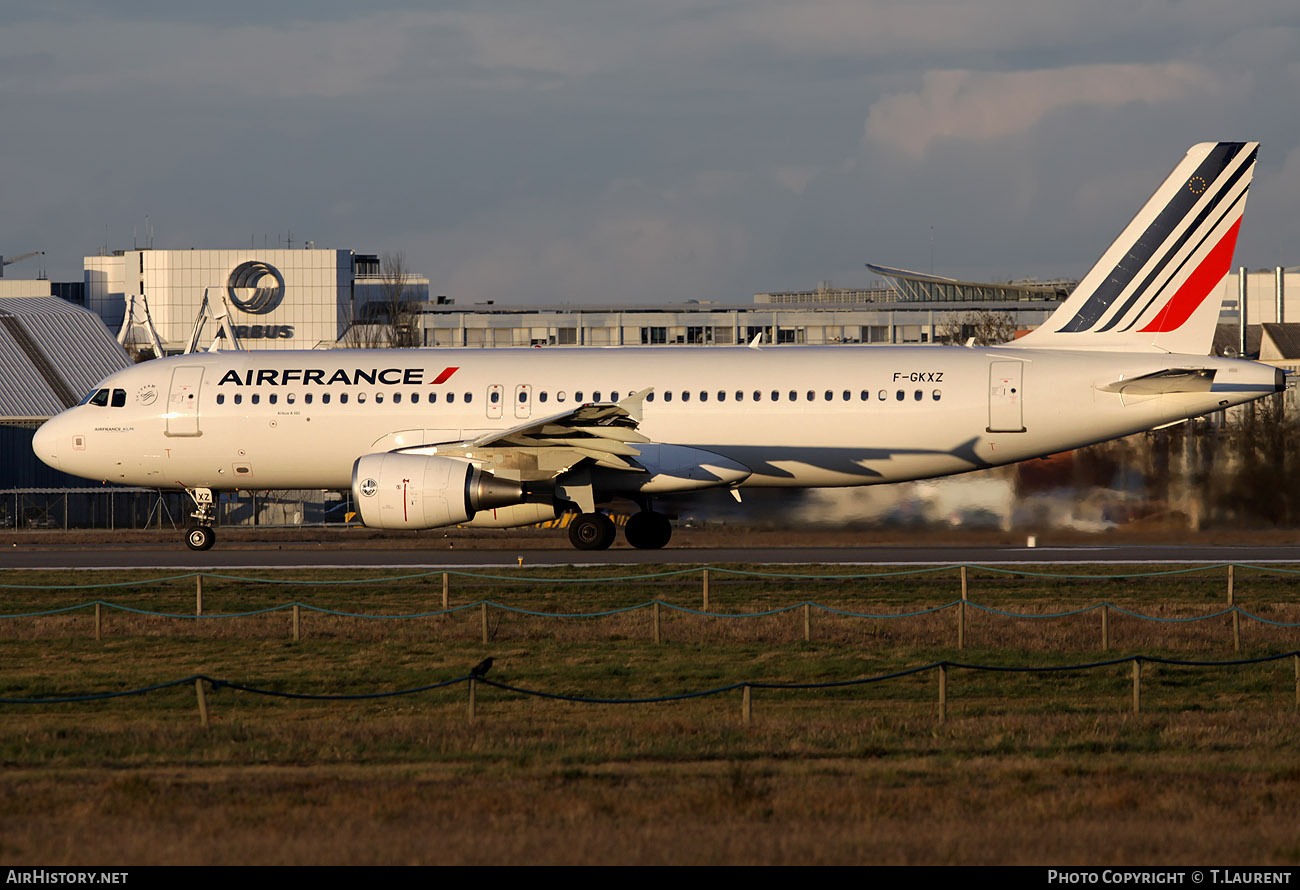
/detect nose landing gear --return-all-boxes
[184,487,216,551]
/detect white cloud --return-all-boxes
[864,63,1227,158]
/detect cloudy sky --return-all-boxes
[3,0,1299,305]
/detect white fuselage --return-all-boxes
[33,345,1281,495]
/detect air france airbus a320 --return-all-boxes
[33,142,1283,551]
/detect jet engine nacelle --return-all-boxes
[351,453,524,530]
[462,503,561,528]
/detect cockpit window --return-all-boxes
[86,389,110,407]
[110,389,126,407]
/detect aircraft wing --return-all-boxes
[395,389,654,480]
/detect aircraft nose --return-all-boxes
[32,418,61,470]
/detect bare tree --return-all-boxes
[936,310,1018,346]
[342,251,421,348]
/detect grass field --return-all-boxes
[2,564,1299,865]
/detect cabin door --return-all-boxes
[166,366,204,437]
[987,361,1026,433]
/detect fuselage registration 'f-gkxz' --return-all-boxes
[34,142,1283,551]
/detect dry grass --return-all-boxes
[2,565,1300,865]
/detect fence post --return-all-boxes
[803,602,811,643]
[742,684,752,726]
[958,566,968,649]
[653,601,661,644]
[1101,604,1109,652]
[292,604,300,642]
[195,678,209,728]
[1294,654,1298,713]
[938,664,947,723]
[1132,659,1141,714]
[195,574,203,616]
[468,677,477,721]
[702,569,710,612]
[442,572,449,613]
[94,602,102,641]
[1228,567,1240,653]
[481,602,489,643]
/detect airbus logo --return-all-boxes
[227,261,285,315]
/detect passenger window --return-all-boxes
[914,390,922,401]
[788,391,797,401]
[286,393,296,404]
[593,391,602,402]
[896,390,904,401]
[663,392,672,402]
[539,392,548,403]
[878,390,887,401]
[322,393,331,405]
[932,390,942,401]
[251,394,260,405]
[806,391,814,401]
[375,393,383,404]
[111,389,126,407]
[304,393,313,405]
[611,392,619,401]
[576,391,584,402]
[735,391,744,401]
[717,391,726,402]
[842,390,850,401]
[770,390,778,401]
[700,391,708,402]
[234,394,242,405]
[216,394,225,405]
[340,393,349,404]
[558,391,567,402]
[752,390,762,401]
[824,390,832,401]
[393,393,402,404]
[412,393,419,404]
[519,391,527,403]
[682,392,690,402]
[490,391,500,404]
[464,393,472,403]
[269,394,277,405]
[860,390,869,401]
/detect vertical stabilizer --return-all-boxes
[1017,142,1257,354]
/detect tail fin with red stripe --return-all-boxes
[1017,142,1257,354]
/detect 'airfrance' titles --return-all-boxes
[217,367,458,387]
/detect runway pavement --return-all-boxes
[4,541,1300,570]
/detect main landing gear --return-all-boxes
[624,510,672,550]
[566,510,673,551]
[184,487,216,552]
[568,512,616,551]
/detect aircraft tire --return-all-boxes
[568,512,615,550]
[625,511,672,549]
[185,525,215,551]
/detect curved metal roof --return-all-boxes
[0,297,131,421]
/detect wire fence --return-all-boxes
[3,563,1298,652]
[3,652,1298,727]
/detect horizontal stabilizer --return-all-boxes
[1098,368,1215,395]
